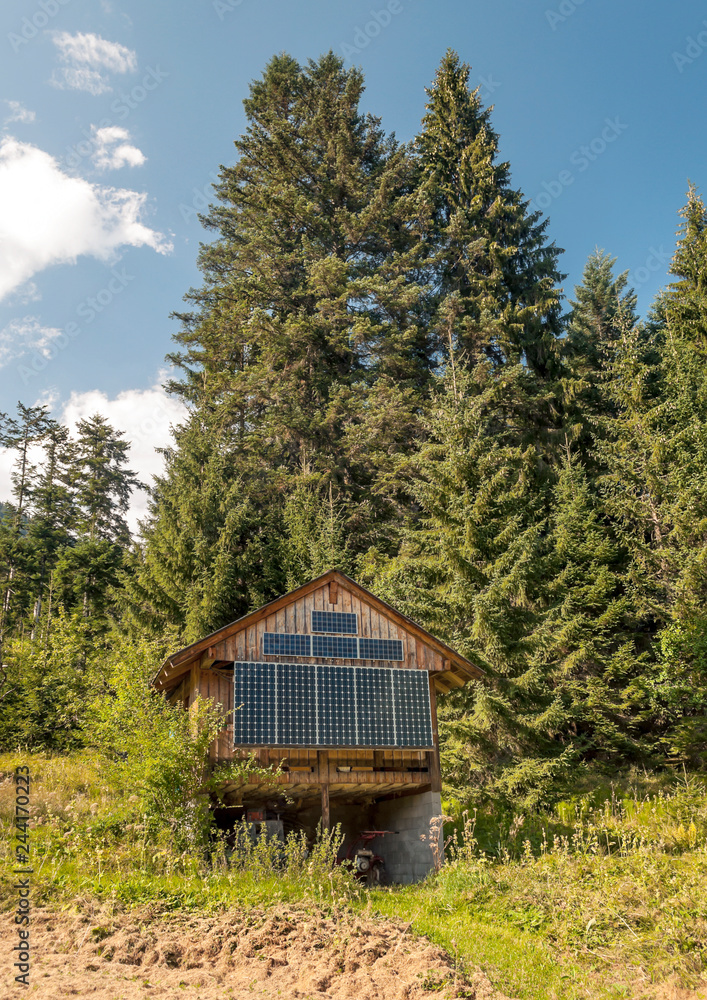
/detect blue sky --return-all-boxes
[1,0,705,526]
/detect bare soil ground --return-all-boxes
[2,903,512,999]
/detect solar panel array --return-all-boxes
[311,610,358,634]
[233,661,433,747]
[262,632,404,662]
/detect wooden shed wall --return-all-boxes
[208,581,445,672]
[166,579,446,773]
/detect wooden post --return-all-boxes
[321,782,331,832]
[318,750,331,831]
[428,673,443,793]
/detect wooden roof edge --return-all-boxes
[151,569,484,688]
[152,571,344,687]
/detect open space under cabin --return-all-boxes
[151,570,483,883]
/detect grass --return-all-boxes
[0,750,360,912]
[2,750,706,999]
[369,775,707,999]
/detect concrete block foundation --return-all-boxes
[373,790,443,884]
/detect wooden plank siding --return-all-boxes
[206,582,449,673]
[191,579,447,772]
[156,573,467,801]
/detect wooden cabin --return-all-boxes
[152,569,482,882]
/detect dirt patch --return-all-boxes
[1,902,512,999]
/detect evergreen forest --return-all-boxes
[1,49,706,808]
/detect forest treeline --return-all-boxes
[1,50,705,804]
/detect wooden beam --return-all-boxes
[317,748,331,830]
[374,783,433,803]
[428,673,443,793]
[329,580,339,605]
[321,782,331,832]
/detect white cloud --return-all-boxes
[5,281,41,306]
[0,136,171,302]
[53,67,113,97]
[0,381,188,534]
[60,381,187,531]
[53,31,137,74]
[3,101,36,125]
[51,31,137,94]
[91,125,146,171]
[0,317,63,368]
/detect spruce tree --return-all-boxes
[598,187,707,761]
[526,457,647,768]
[26,421,76,630]
[123,414,283,643]
[370,365,563,801]
[600,188,707,622]
[54,414,140,626]
[0,403,53,654]
[415,50,565,377]
[563,249,638,462]
[131,52,435,639]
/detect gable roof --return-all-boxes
[152,569,484,691]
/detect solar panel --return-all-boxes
[232,662,433,747]
[312,634,358,659]
[358,637,404,662]
[311,610,358,634]
[262,633,311,657]
[261,631,405,662]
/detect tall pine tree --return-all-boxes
[130,52,435,640]
[415,50,565,377]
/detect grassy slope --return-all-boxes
[1,751,706,1000]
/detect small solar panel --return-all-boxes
[232,662,433,747]
[263,633,311,657]
[358,638,404,661]
[312,634,358,659]
[311,610,358,634]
